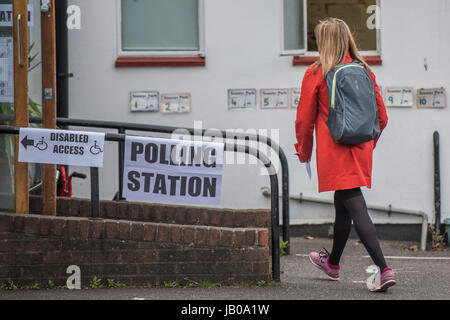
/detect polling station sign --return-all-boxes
[123,136,224,205]
[18,128,105,167]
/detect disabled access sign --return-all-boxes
[18,127,105,167]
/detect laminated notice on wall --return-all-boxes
[260,89,289,109]
[130,91,159,112]
[228,89,257,110]
[291,88,301,109]
[417,88,447,109]
[160,93,191,114]
[384,87,414,108]
[0,37,13,103]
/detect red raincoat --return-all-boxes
[294,52,388,193]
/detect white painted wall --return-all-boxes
[67,0,450,225]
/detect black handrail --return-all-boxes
[0,124,281,282]
[0,114,291,255]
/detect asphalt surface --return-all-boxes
[1,237,450,300]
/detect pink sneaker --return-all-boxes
[309,248,340,281]
[367,267,396,292]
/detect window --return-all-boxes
[116,0,205,66]
[282,0,380,56]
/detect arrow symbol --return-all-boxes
[21,136,35,149]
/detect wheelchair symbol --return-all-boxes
[35,137,48,151]
[90,140,103,155]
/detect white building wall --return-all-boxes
[68,0,450,225]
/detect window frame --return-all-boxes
[116,0,206,58]
[280,0,381,57]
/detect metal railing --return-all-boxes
[261,188,429,251]
[0,114,291,255]
[0,123,282,282]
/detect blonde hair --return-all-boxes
[313,18,371,78]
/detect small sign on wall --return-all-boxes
[291,88,301,109]
[130,91,159,112]
[160,93,191,114]
[260,89,289,109]
[384,87,414,107]
[417,88,447,109]
[228,89,257,110]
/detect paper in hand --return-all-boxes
[305,161,311,180]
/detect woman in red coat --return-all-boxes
[294,18,395,292]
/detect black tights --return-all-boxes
[329,187,388,271]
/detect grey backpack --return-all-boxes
[320,61,380,145]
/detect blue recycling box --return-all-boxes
[445,219,450,246]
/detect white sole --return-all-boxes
[370,279,396,292]
[309,256,340,281]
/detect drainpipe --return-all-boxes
[433,131,441,234]
[55,0,71,122]
[261,188,428,251]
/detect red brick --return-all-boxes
[89,220,105,239]
[208,210,222,226]
[143,224,156,241]
[220,229,233,247]
[24,216,41,235]
[67,219,80,238]
[252,262,269,274]
[51,219,66,236]
[0,214,12,233]
[258,229,269,247]
[121,251,136,263]
[244,230,256,246]
[208,228,220,246]
[222,210,233,227]
[246,210,257,227]
[130,222,144,241]
[165,207,176,223]
[198,208,209,225]
[141,204,155,221]
[185,207,198,225]
[118,221,131,240]
[233,229,246,247]
[0,240,22,252]
[170,225,182,243]
[233,211,247,227]
[39,217,52,236]
[78,200,91,217]
[103,201,118,219]
[129,203,143,220]
[57,197,70,215]
[79,220,90,238]
[105,221,119,239]
[69,198,82,216]
[135,250,157,263]
[12,215,25,233]
[156,224,169,242]
[195,227,208,246]
[255,211,270,227]
[182,227,195,244]
[174,207,186,225]
[117,201,130,220]
[107,251,121,263]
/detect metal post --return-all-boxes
[434,131,441,234]
[117,127,126,201]
[90,167,100,219]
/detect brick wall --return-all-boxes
[0,200,271,287]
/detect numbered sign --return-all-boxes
[260,89,289,109]
[228,89,257,110]
[291,88,301,109]
[417,88,447,109]
[130,91,159,112]
[160,93,191,114]
[384,87,414,107]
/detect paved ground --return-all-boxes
[1,237,450,300]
